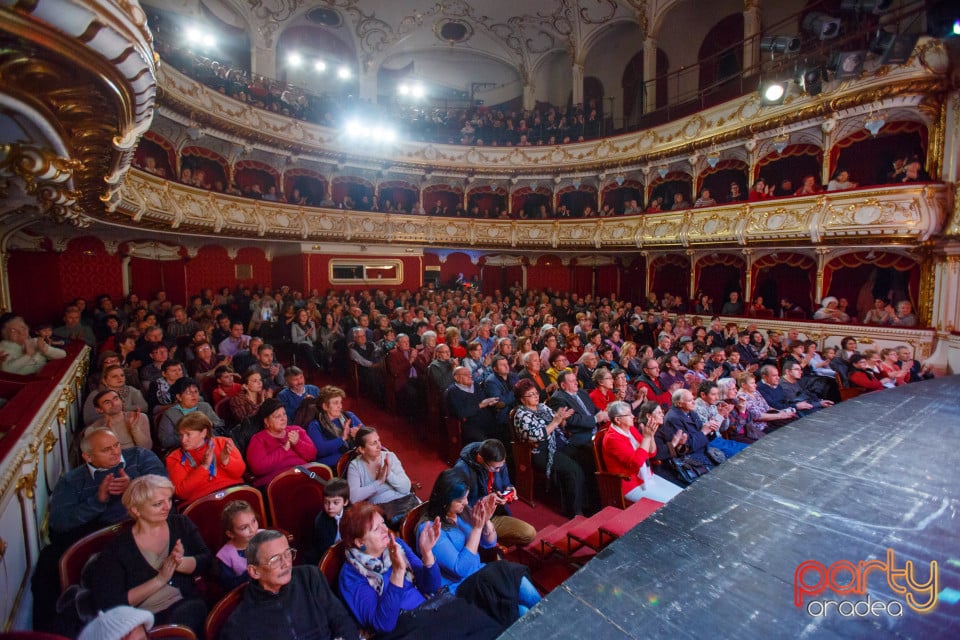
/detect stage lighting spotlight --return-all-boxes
[832,50,866,80]
[840,0,893,14]
[344,119,362,138]
[338,66,351,79]
[398,84,410,96]
[803,13,841,40]
[760,36,801,55]
[314,60,327,72]
[799,66,825,95]
[185,27,202,44]
[760,80,787,105]
[411,84,426,99]
[287,52,303,67]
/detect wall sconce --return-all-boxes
[529,181,538,191]
[615,174,626,186]
[572,178,582,190]
[706,152,720,169]
[657,167,668,179]
[772,134,790,154]
[864,115,885,136]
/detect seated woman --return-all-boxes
[346,427,418,529]
[588,368,617,418]
[82,364,149,426]
[418,469,540,618]
[736,372,797,430]
[338,501,502,639]
[303,385,363,467]
[227,369,267,427]
[156,377,224,452]
[215,499,259,590]
[246,397,317,488]
[848,353,887,392]
[812,296,850,323]
[165,412,245,503]
[86,474,209,637]
[878,347,911,386]
[603,401,684,504]
[512,378,586,517]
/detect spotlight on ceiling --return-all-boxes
[832,50,866,80]
[287,52,303,67]
[337,66,351,79]
[314,60,327,72]
[397,83,410,96]
[760,80,788,105]
[840,0,893,14]
[760,35,801,55]
[799,65,826,96]
[185,26,215,49]
[879,33,920,65]
[803,12,841,40]
[411,84,426,99]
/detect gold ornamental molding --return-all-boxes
[116,170,949,250]
[1,0,157,221]
[0,144,83,225]
[154,36,950,176]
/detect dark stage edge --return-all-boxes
[500,376,960,639]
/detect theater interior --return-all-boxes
[1,0,959,637]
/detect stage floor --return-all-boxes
[501,376,960,639]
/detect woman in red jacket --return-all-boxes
[602,401,683,504]
[848,354,886,392]
[166,412,246,503]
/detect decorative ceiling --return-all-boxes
[144,0,648,80]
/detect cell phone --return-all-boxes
[497,488,517,503]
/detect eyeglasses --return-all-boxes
[261,547,297,569]
[523,391,540,398]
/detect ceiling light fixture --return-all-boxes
[314,60,327,72]
[803,13,841,40]
[772,133,790,154]
[338,66,351,79]
[287,52,303,67]
[760,35,801,56]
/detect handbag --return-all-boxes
[670,454,710,485]
[380,493,421,529]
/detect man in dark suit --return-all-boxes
[482,355,519,434]
[387,333,425,418]
[447,366,504,445]
[547,370,606,512]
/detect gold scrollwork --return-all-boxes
[16,467,38,501]
[0,143,83,224]
[43,430,58,454]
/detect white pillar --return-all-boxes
[742,4,761,79]
[358,69,378,103]
[931,251,960,332]
[251,47,276,80]
[572,63,584,107]
[643,37,658,114]
[523,82,536,111]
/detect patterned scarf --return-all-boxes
[181,438,217,480]
[345,545,414,595]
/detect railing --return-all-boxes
[0,344,88,630]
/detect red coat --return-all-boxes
[602,427,653,497]
[166,436,246,503]
[850,369,884,391]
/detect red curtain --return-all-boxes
[558,187,598,216]
[754,144,823,189]
[830,121,927,185]
[695,254,745,310]
[8,251,64,325]
[571,266,594,296]
[823,251,919,311]
[135,134,176,179]
[649,254,690,299]
[527,257,569,293]
[751,253,816,312]
[181,147,229,188]
[438,252,480,286]
[511,188,552,217]
[698,160,747,195]
[596,265,619,298]
[621,256,647,303]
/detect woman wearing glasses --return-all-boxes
[602,401,684,504]
[511,378,584,517]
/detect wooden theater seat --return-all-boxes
[266,463,332,550]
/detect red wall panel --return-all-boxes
[596,265,620,298]
[186,245,235,295]
[527,257,569,293]
[129,257,164,301]
[59,237,123,306]
[273,254,307,292]
[571,266,594,296]
[8,251,64,325]
[235,247,271,289]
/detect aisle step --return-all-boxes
[598,498,664,546]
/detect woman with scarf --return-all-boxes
[303,385,364,467]
[165,412,245,503]
[338,501,502,639]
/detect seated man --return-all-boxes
[53,305,96,348]
[387,333,425,418]
[277,366,319,422]
[219,320,252,357]
[348,327,383,402]
[779,360,837,409]
[222,530,358,640]
[692,381,749,459]
[634,357,674,408]
[446,366,503,445]
[656,389,715,482]
[426,343,456,391]
[454,439,536,547]
[246,343,285,395]
[896,345,934,383]
[157,377,224,451]
[230,336,263,380]
[136,342,169,394]
[0,315,67,375]
[575,351,600,391]
[887,300,918,327]
[547,370,605,510]
[49,428,165,545]
[482,355,519,436]
[758,364,829,417]
[87,389,152,450]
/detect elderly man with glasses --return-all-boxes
[222,529,359,640]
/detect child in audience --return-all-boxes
[34,322,67,348]
[216,500,260,590]
[313,478,350,561]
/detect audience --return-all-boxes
[246,397,317,488]
[215,499,260,590]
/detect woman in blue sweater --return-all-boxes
[338,501,501,639]
[303,385,363,467]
